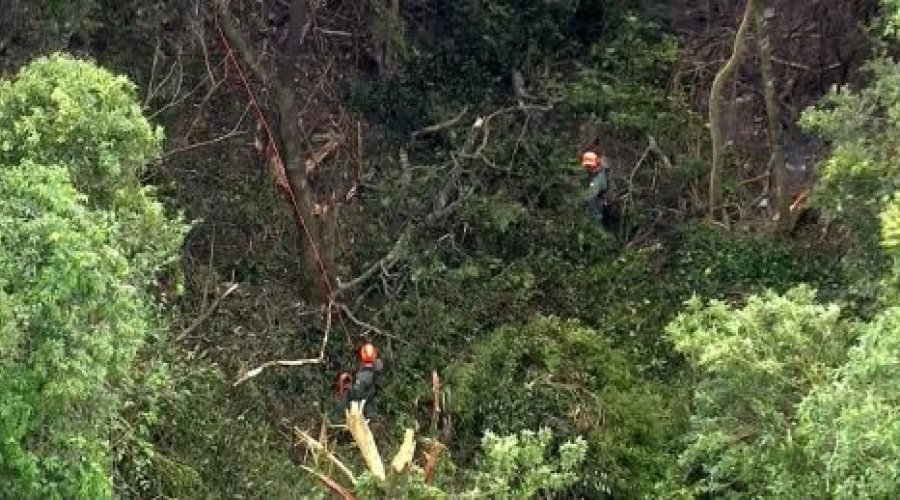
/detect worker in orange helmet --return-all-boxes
[580,145,612,224]
[335,342,384,422]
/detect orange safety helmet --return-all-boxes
[581,151,601,172]
[359,342,378,365]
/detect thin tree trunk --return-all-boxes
[708,0,755,219]
[754,2,790,231]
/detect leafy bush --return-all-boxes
[0,53,163,205]
[560,14,700,144]
[666,287,858,498]
[461,428,587,499]
[0,54,184,499]
[796,307,900,498]
[0,163,158,498]
[447,316,679,497]
[115,360,319,499]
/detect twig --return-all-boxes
[158,103,252,162]
[647,135,674,170]
[144,40,162,107]
[294,429,357,485]
[771,56,812,71]
[158,130,249,162]
[233,303,333,386]
[145,44,183,109]
[315,28,353,37]
[147,58,227,120]
[336,303,401,343]
[177,283,239,341]
[736,171,770,188]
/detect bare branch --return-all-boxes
[336,303,398,342]
[233,303,333,385]
[647,135,674,171]
[294,429,357,485]
[177,283,239,341]
[298,465,356,500]
[315,28,353,37]
[158,130,249,162]
[333,229,410,297]
[410,106,470,138]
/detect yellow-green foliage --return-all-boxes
[0,53,163,205]
[666,287,858,498]
[0,163,154,498]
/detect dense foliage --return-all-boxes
[5,1,900,498]
[0,55,184,498]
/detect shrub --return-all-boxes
[447,316,679,497]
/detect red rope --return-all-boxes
[215,14,352,345]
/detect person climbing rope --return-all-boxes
[334,342,384,422]
[581,147,612,223]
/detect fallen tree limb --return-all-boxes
[294,429,357,485]
[333,228,410,299]
[233,303,333,385]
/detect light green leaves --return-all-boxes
[668,287,900,498]
[796,307,900,498]
[666,287,858,497]
[464,428,587,499]
[0,53,163,205]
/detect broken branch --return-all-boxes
[294,429,358,485]
[410,106,470,138]
[299,465,356,500]
[233,303,333,385]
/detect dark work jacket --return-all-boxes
[337,360,383,420]
[347,365,378,403]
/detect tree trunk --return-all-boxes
[217,2,334,302]
[708,0,755,219]
[274,84,334,301]
[754,2,790,232]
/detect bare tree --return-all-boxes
[753,1,790,231]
